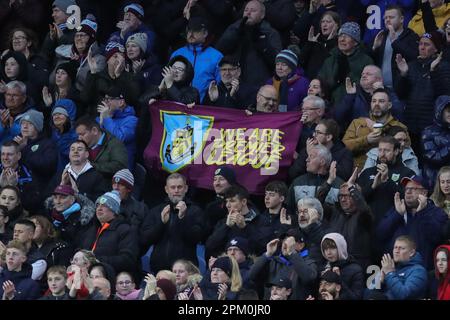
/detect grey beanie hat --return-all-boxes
[126,33,148,54]
[19,109,44,133]
[96,191,121,215]
[338,22,361,43]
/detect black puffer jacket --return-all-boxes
[78,215,139,274]
[140,198,205,273]
[395,56,450,135]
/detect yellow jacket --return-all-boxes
[342,115,408,170]
[408,4,450,36]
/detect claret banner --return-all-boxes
[143,101,301,194]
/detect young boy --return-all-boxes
[251,181,294,254]
[0,240,41,300]
[39,266,70,300]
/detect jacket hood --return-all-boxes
[433,95,450,128]
[53,98,77,122]
[321,232,348,260]
[1,51,28,82]
[167,55,194,87]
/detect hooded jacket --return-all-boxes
[320,233,365,300]
[51,99,78,172]
[434,245,450,300]
[170,43,223,103]
[422,95,450,188]
[384,252,428,300]
[45,193,96,244]
[165,55,200,104]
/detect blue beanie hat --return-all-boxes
[275,49,298,71]
[338,22,361,43]
[52,98,77,121]
[124,3,144,20]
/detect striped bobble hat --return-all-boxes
[112,169,134,190]
[275,49,298,71]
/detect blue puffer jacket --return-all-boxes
[51,99,78,172]
[0,103,32,146]
[421,95,450,188]
[97,106,137,171]
[384,252,428,300]
[170,44,223,102]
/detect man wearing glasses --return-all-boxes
[204,57,256,109]
[376,175,448,270]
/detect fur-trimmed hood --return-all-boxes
[45,192,96,226]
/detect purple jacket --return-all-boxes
[267,68,309,111]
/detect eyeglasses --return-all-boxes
[338,194,351,199]
[117,280,133,286]
[172,66,185,72]
[258,94,278,103]
[313,130,327,136]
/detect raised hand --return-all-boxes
[394,192,406,215]
[372,30,385,50]
[161,205,170,224]
[327,161,337,185]
[381,253,395,274]
[176,200,187,219]
[161,66,174,88]
[113,54,125,78]
[217,283,228,300]
[430,52,443,72]
[345,77,356,94]
[42,86,53,107]
[280,207,291,225]
[347,167,359,187]
[2,280,16,300]
[266,238,279,257]
[208,80,219,102]
[132,59,145,73]
[395,54,408,76]
[230,78,239,97]
[416,194,428,212]
[308,26,320,42]
[87,45,98,74]
[0,80,7,94]
[328,24,338,40]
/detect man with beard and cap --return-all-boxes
[140,173,205,273]
[343,88,408,170]
[357,136,415,225]
[317,270,342,300]
[376,176,448,270]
